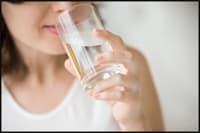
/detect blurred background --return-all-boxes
[98,2,198,131]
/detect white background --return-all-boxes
[98,2,198,131]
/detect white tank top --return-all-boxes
[1,79,120,131]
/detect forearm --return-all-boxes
[118,114,151,131]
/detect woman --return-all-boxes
[1,2,164,131]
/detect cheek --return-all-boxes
[5,13,66,55]
[23,26,66,55]
[36,32,66,55]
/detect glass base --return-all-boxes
[81,64,122,91]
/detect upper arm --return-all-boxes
[128,46,165,131]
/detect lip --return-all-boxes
[44,25,58,36]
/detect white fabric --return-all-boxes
[1,79,120,131]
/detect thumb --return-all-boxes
[64,59,76,77]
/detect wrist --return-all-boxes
[118,114,145,131]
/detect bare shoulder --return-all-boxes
[127,46,165,131]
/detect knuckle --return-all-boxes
[115,74,121,82]
[105,30,111,37]
[114,74,124,84]
[107,52,114,59]
[103,30,109,38]
[107,51,119,59]
[132,63,140,76]
[102,52,112,60]
[116,92,122,99]
[116,36,123,43]
[124,51,133,59]
[120,62,129,71]
[112,51,119,58]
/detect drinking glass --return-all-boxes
[56,4,122,91]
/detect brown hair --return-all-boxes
[1,2,27,78]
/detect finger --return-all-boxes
[92,73,140,96]
[96,51,140,80]
[95,50,133,64]
[95,51,139,76]
[86,89,116,106]
[93,86,126,101]
[64,59,76,76]
[95,51,133,74]
[94,29,127,51]
[91,74,129,95]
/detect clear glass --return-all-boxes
[56,4,122,91]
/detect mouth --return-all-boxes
[43,25,58,36]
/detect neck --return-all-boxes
[10,39,72,86]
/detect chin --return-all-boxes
[49,50,66,55]
[40,40,67,55]
[45,48,66,55]
[38,45,66,55]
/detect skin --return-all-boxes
[2,2,164,131]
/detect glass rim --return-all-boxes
[59,3,94,16]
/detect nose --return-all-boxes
[51,2,75,13]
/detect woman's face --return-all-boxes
[1,2,88,55]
